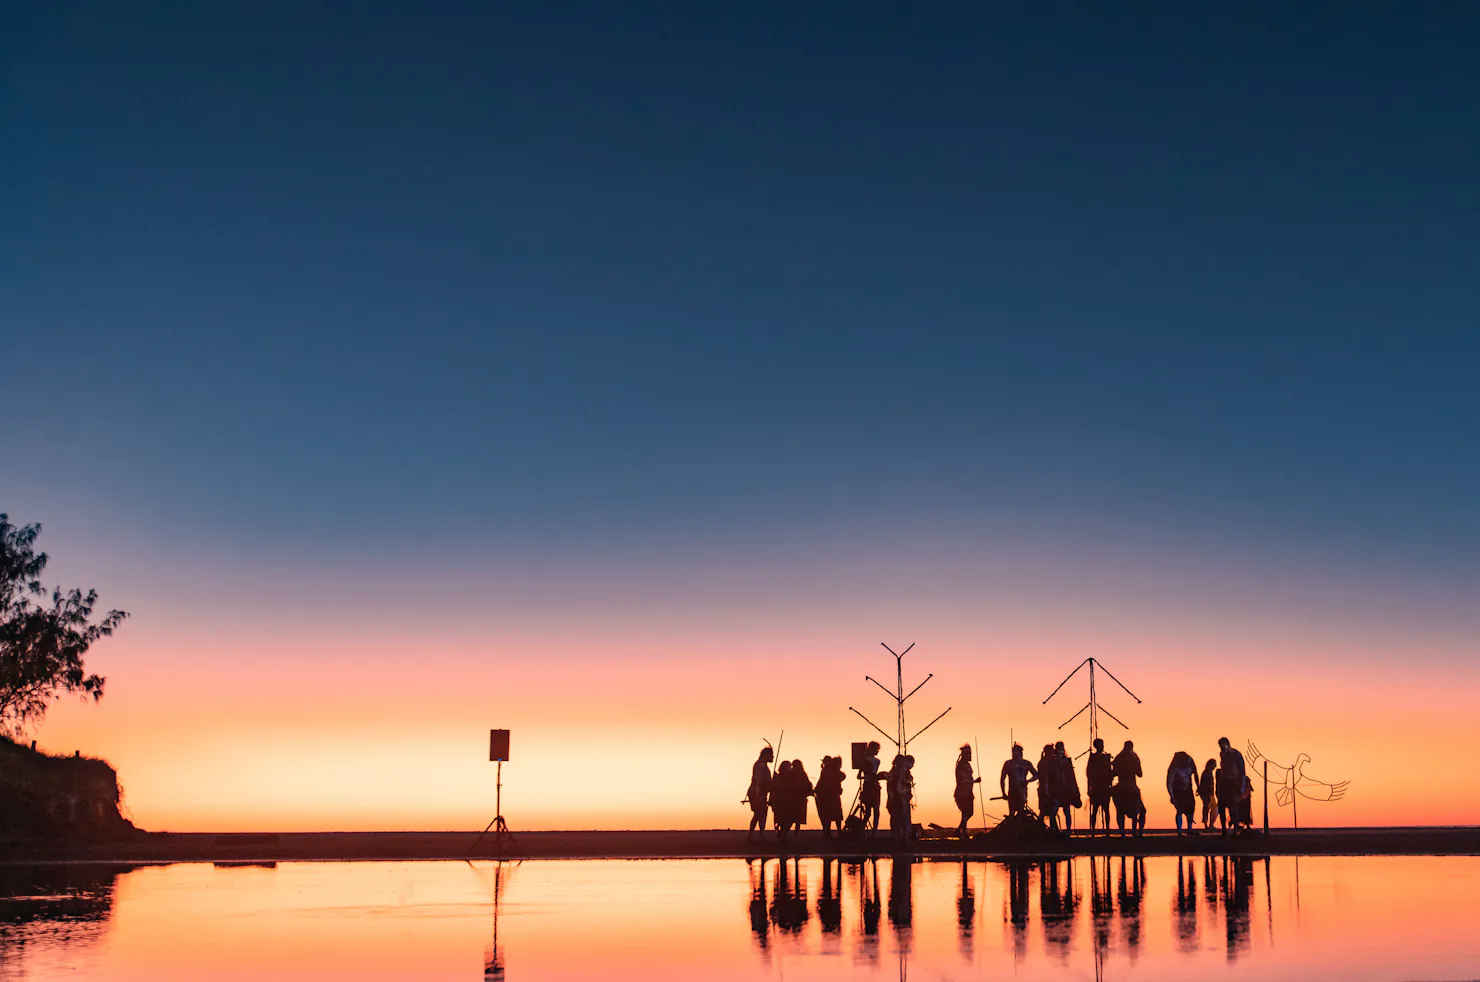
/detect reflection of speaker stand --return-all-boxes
[483,860,508,980]
[471,759,521,859]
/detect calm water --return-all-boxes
[0,856,1476,980]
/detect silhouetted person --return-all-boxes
[887,755,914,845]
[1167,751,1199,834]
[1086,738,1114,831]
[814,756,845,839]
[999,744,1038,817]
[1036,744,1060,828]
[771,760,793,843]
[1216,737,1247,835]
[1053,741,1082,830]
[1198,758,1217,829]
[747,746,774,842]
[789,759,814,837]
[859,741,884,832]
[1237,774,1254,830]
[1112,741,1144,836]
[954,744,980,839]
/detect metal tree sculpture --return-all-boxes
[1245,742,1350,829]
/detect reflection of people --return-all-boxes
[999,744,1038,817]
[859,741,884,832]
[887,858,913,929]
[954,745,980,839]
[956,861,975,947]
[1086,739,1114,831]
[748,858,770,947]
[1198,759,1217,829]
[746,746,774,842]
[814,756,846,839]
[1167,751,1199,834]
[817,858,842,934]
[769,856,809,933]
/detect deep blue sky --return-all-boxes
[4,3,1478,579]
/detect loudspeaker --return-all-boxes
[490,729,510,762]
[851,741,869,771]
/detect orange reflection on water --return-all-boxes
[2,856,1479,980]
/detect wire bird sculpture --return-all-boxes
[1245,742,1350,829]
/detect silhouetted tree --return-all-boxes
[0,515,126,735]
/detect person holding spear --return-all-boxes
[955,744,981,839]
[744,738,777,843]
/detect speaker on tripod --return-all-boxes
[471,729,521,859]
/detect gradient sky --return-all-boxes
[2,3,1478,830]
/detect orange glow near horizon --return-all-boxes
[33,595,1480,831]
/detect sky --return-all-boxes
[2,3,1478,830]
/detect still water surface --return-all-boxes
[0,856,1475,980]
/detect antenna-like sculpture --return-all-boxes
[848,642,951,754]
[1041,658,1142,755]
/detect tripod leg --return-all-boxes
[469,815,500,857]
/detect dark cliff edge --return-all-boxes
[0,737,138,841]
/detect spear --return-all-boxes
[975,736,988,832]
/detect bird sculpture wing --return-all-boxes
[1245,741,1293,783]
[1294,778,1350,802]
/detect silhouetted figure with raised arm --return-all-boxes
[1054,741,1082,830]
[1198,758,1217,829]
[1086,738,1114,832]
[954,744,980,839]
[999,744,1038,817]
[771,760,794,844]
[1167,751,1199,835]
[1216,737,1247,835]
[746,746,774,843]
[815,756,845,839]
[789,759,814,838]
[859,741,885,833]
[1112,740,1145,836]
[1036,744,1060,829]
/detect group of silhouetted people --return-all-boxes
[748,733,1259,842]
[1015,735,1253,836]
[747,740,923,845]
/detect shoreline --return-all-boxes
[3,826,1479,864]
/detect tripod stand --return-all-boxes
[470,759,521,859]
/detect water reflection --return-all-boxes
[0,864,133,976]
[747,856,1271,977]
[0,856,1477,980]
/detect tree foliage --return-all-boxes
[0,515,127,736]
